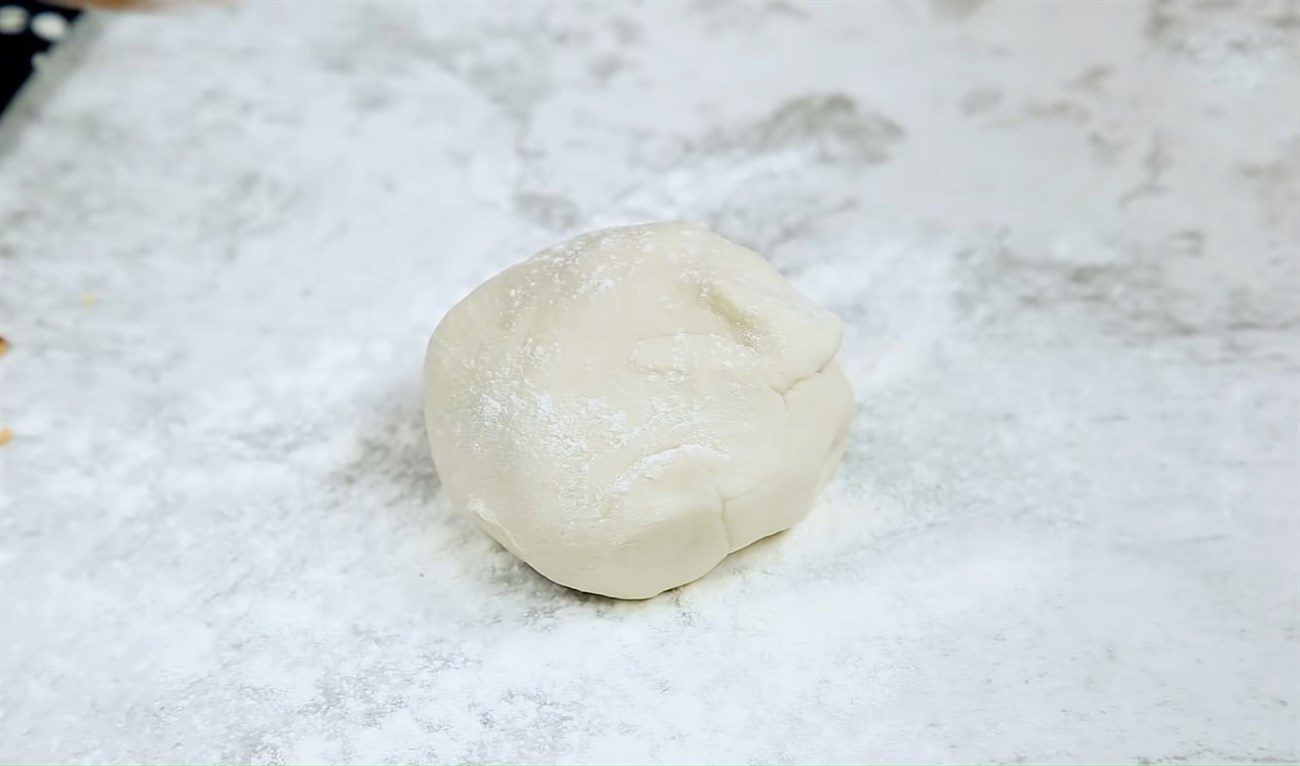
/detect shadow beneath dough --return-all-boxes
[339,372,441,502]
[344,371,797,616]
[340,369,607,611]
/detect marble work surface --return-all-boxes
[1,1,1297,762]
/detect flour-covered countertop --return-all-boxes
[1,1,1297,762]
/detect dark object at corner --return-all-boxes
[0,0,81,115]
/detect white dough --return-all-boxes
[423,222,853,599]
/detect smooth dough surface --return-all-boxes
[424,222,853,599]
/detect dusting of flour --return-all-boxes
[1,0,1296,763]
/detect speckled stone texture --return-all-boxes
[0,1,1297,763]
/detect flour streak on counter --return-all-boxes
[0,1,1297,763]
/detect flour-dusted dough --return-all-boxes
[424,222,853,599]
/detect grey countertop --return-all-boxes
[1,1,1297,762]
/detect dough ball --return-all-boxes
[423,222,853,599]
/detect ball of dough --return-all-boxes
[424,222,853,599]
